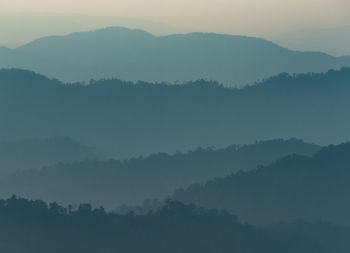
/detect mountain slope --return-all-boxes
[1,27,350,86]
[272,26,350,56]
[0,68,349,158]
[0,136,101,177]
[173,142,350,225]
[0,139,319,208]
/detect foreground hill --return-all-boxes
[173,142,350,225]
[0,136,100,177]
[0,197,348,253]
[0,68,348,157]
[0,139,318,207]
[1,27,350,86]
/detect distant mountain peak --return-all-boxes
[2,27,349,86]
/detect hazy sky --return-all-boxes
[1,0,350,35]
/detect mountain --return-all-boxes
[0,12,188,48]
[0,197,348,253]
[0,47,11,59]
[0,139,319,208]
[0,46,10,52]
[173,142,350,225]
[272,26,350,57]
[0,68,348,158]
[1,27,350,86]
[0,136,101,177]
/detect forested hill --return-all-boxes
[173,142,350,225]
[0,68,348,158]
[1,27,350,86]
[0,139,319,208]
[0,196,348,253]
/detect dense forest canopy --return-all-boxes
[0,196,348,253]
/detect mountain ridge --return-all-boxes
[0,196,347,253]
[1,27,350,86]
[0,138,319,208]
[0,136,101,177]
[173,142,350,225]
[0,67,349,158]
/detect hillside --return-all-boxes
[173,142,350,225]
[1,27,350,86]
[0,68,348,158]
[0,139,318,207]
[0,197,348,253]
[0,136,100,177]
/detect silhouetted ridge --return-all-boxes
[0,67,349,157]
[0,68,61,87]
[0,138,318,207]
[1,26,350,85]
[246,67,350,91]
[173,142,350,225]
[313,142,350,162]
[0,196,348,253]
[18,26,156,51]
[0,136,100,177]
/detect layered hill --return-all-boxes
[1,27,350,86]
[0,136,100,177]
[0,197,348,253]
[0,68,349,157]
[0,139,318,207]
[173,142,350,225]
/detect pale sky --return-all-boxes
[1,0,350,36]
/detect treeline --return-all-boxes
[0,139,319,208]
[0,196,348,253]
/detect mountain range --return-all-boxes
[0,12,188,48]
[0,68,349,158]
[0,139,318,208]
[1,13,349,253]
[0,27,350,86]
